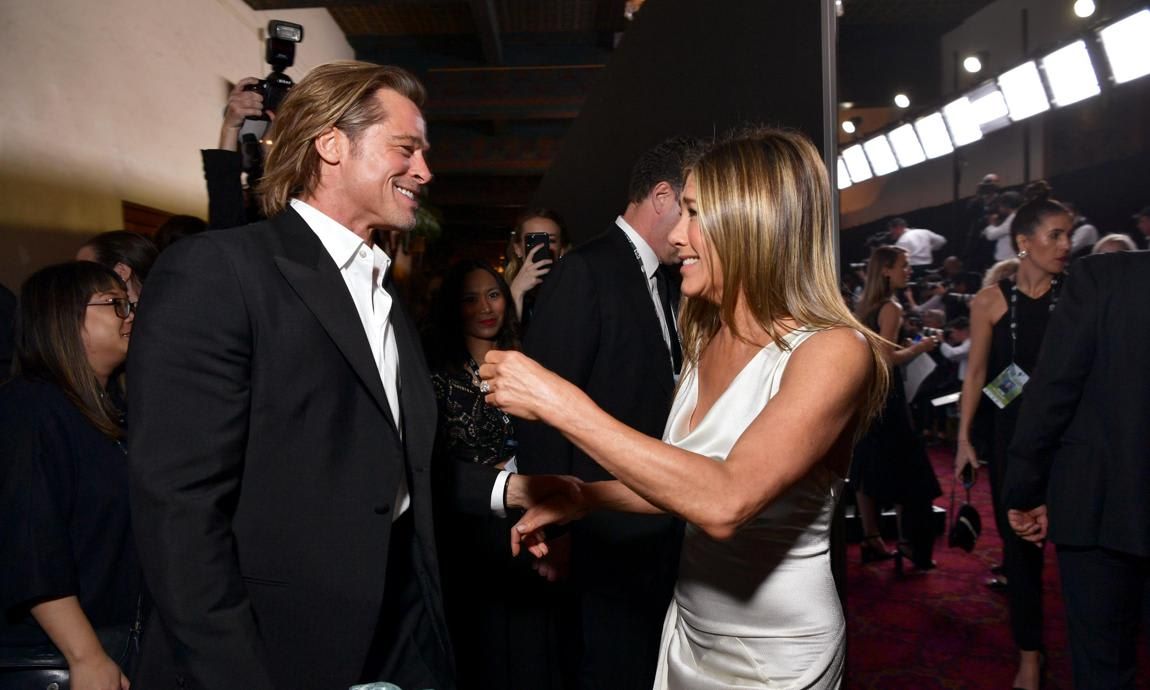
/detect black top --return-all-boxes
[431,358,516,467]
[989,279,1056,388]
[0,377,142,645]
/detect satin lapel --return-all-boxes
[386,280,434,469]
[269,211,398,431]
[609,230,676,397]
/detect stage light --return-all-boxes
[894,93,911,108]
[1042,40,1101,107]
[1074,0,1096,19]
[1099,10,1150,84]
[942,97,983,147]
[963,55,984,73]
[998,61,1051,121]
[837,158,852,190]
[914,113,955,159]
[966,82,1011,134]
[863,135,899,176]
[842,120,856,135]
[888,123,927,168]
[842,144,873,183]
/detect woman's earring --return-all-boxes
[1017,250,1029,259]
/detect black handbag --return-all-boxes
[947,473,982,552]
[0,609,141,690]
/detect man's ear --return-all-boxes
[651,181,675,216]
[314,127,345,165]
[112,262,133,286]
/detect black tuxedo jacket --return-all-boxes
[517,226,681,591]
[1004,251,1150,557]
[128,210,452,690]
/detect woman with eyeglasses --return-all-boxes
[0,262,144,690]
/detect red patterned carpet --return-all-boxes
[845,446,1150,689]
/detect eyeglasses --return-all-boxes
[86,297,137,319]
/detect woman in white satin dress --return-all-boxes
[480,128,890,689]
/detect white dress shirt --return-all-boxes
[895,228,947,267]
[616,216,676,367]
[290,199,409,521]
[984,212,1016,262]
[940,337,971,381]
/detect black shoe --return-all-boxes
[860,535,896,564]
[986,576,1009,590]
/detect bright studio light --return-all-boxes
[942,97,983,147]
[837,158,852,190]
[1074,0,1096,19]
[1099,10,1150,84]
[842,144,873,183]
[1042,40,1101,107]
[842,120,857,134]
[968,83,1011,133]
[888,123,927,168]
[998,61,1051,121]
[893,93,911,108]
[863,135,900,176]
[914,113,954,159]
[963,55,983,73]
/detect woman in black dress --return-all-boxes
[851,245,943,569]
[955,183,1072,690]
[0,262,144,689]
[424,260,562,689]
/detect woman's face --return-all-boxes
[1018,212,1072,275]
[516,216,563,259]
[670,173,721,302]
[882,251,911,291]
[459,269,506,342]
[82,287,134,379]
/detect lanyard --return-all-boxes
[1009,276,1059,363]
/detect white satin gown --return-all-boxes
[653,329,845,689]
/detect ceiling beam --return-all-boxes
[469,0,504,65]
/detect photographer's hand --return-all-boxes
[217,78,265,151]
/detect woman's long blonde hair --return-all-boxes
[680,127,889,425]
[854,245,906,322]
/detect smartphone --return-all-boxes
[524,232,553,264]
[961,463,976,488]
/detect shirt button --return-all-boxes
[359,249,368,259]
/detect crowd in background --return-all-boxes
[1,61,1148,690]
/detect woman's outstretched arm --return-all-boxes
[484,327,873,542]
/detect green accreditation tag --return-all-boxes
[983,362,1029,409]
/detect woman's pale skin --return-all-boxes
[952,211,1070,690]
[508,216,561,317]
[29,287,134,690]
[480,172,873,557]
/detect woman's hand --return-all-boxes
[511,488,590,558]
[509,244,553,315]
[954,439,981,480]
[69,652,130,690]
[479,350,572,422]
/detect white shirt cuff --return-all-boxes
[490,469,512,518]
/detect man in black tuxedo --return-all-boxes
[128,62,454,690]
[517,137,702,689]
[1004,250,1150,689]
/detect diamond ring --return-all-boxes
[479,380,491,394]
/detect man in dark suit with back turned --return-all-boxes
[1004,250,1150,690]
[517,137,702,689]
[128,62,454,690]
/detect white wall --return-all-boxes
[0,0,353,289]
[841,0,1094,228]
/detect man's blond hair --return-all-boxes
[257,61,426,218]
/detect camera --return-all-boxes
[920,326,945,339]
[244,20,304,120]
